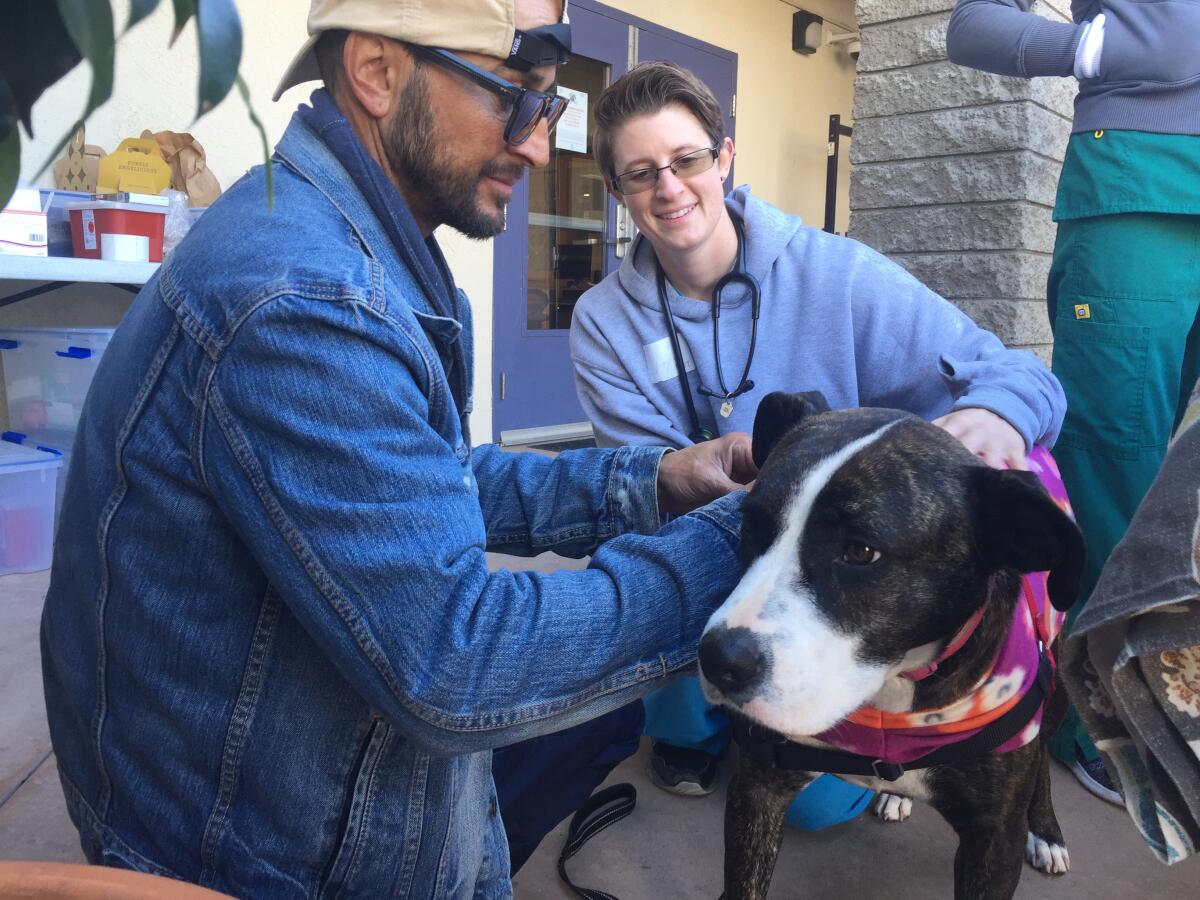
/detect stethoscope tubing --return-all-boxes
[655,215,762,443]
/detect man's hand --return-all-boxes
[657,433,757,516]
[933,407,1028,470]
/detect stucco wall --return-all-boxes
[7,0,858,438]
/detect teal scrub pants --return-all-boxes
[644,677,874,830]
[1046,212,1200,764]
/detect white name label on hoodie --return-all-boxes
[644,334,696,384]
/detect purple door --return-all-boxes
[491,1,738,442]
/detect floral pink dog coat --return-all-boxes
[812,447,1072,766]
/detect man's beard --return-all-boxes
[385,67,520,239]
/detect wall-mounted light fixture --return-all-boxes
[791,10,823,55]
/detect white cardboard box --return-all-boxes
[0,187,49,257]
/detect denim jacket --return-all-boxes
[40,110,744,898]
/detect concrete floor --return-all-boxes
[2,561,1196,898]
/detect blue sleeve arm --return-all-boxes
[471,441,667,558]
[847,244,1065,449]
[947,0,1084,78]
[202,296,745,756]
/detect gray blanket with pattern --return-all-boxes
[1063,378,1200,865]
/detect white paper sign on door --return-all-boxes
[555,86,588,154]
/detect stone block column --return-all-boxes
[847,0,1076,359]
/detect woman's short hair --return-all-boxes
[592,60,726,182]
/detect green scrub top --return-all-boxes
[1054,130,1200,221]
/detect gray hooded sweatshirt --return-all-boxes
[570,186,1065,450]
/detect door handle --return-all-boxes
[610,205,636,259]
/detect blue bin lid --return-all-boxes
[0,439,63,473]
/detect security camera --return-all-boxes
[824,28,862,61]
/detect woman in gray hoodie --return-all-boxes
[570,60,1065,830]
[947,0,1200,806]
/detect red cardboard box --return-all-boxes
[68,201,167,262]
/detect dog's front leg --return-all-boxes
[723,752,812,900]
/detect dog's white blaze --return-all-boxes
[702,422,900,736]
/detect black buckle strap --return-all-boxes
[557,783,637,900]
[733,653,1055,782]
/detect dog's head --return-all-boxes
[698,391,1084,739]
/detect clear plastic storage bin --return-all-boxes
[0,326,114,436]
[1,431,68,524]
[0,441,61,574]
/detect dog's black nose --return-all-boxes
[699,626,769,697]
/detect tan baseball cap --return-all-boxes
[273,0,568,101]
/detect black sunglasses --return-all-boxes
[410,46,570,146]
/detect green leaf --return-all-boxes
[0,4,83,135]
[195,0,243,119]
[127,0,164,32]
[0,88,19,209]
[36,1,116,180]
[237,75,273,210]
[56,0,116,123]
[171,0,197,46]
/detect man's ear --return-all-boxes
[751,391,831,469]
[343,32,404,119]
[967,467,1086,612]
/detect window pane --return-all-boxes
[526,55,609,332]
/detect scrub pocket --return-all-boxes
[1051,304,1150,460]
[1047,212,1200,460]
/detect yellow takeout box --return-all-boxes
[96,138,172,196]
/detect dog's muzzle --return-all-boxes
[699,625,770,700]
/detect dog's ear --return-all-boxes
[752,391,831,468]
[967,467,1086,612]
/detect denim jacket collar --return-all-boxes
[285,90,468,412]
[276,105,463,321]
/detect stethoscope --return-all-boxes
[656,214,761,443]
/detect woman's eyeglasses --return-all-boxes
[411,46,569,146]
[612,146,719,195]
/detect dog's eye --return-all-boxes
[839,542,880,566]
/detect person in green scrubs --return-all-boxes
[947,1,1200,804]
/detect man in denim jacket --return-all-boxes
[39,1,755,896]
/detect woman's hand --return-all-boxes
[934,408,1027,470]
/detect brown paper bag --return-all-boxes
[52,124,106,193]
[141,130,222,208]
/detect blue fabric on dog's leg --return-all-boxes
[642,675,732,756]
[784,775,874,831]
[493,699,645,874]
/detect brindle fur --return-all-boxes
[717,393,1081,900]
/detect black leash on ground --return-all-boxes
[557,782,637,900]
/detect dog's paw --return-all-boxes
[873,792,912,823]
[1025,831,1070,875]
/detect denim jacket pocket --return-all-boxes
[412,309,467,438]
[318,716,391,900]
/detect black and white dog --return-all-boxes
[699,392,1085,900]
